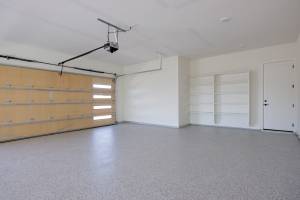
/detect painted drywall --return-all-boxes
[178,57,190,127]
[117,56,180,127]
[0,41,122,77]
[2,0,300,65]
[116,77,125,122]
[190,43,297,130]
[296,35,300,136]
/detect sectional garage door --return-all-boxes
[0,65,115,142]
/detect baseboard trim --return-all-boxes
[118,121,181,129]
[117,122,300,138]
[189,123,260,131]
[179,124,190,128]
[118,121,257,130]
[118,121,259,130]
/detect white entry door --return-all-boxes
[263,61,295,131]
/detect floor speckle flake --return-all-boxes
[0,123,300,200]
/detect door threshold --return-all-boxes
[262,129,294,134]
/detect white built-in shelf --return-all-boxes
[189,72,250,128]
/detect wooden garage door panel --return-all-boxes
[51,92,92,103]
[92,109,114,116]
[0,104,95,123]
[0,65,116,142]
[0,91,115,104]
[0,122,67,141]
[92,88,115,94]
[0,118,98,141]
[0,90,48,104]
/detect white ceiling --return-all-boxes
[0,0,300,66]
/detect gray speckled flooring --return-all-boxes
[0,123,300,200]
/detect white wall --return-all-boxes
[190,43,297,130]
[178,57,190,127]
[117,56,180,127]
[0,41,122,77]
[3,39,299,132]
[296,35,300,136]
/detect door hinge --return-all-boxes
[292,84,295,88]
[292,64,295,69]
[292,104,295,108]
[292,123,295,127]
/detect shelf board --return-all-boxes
[214,103,248,105]
[215,81,248,86]
[190,111,214,114]
[215,112,249,115]
[190,82,213,86]
[190,103,248,106]
[190,93,214,96]
[190,75,214,80]
[215,92,248,95]
[190,102,214,105]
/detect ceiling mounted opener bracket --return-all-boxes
[59,64,64,76]
[100,18,132,53]
[57,18,132,66]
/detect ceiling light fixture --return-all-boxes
[239,44,246,48]
[219,17,232,23]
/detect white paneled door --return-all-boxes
[263,61,295,131]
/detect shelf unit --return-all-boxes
[189,72,250,128]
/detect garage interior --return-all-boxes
[0,0,300,199]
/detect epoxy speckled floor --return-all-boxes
[0,123,300,200]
